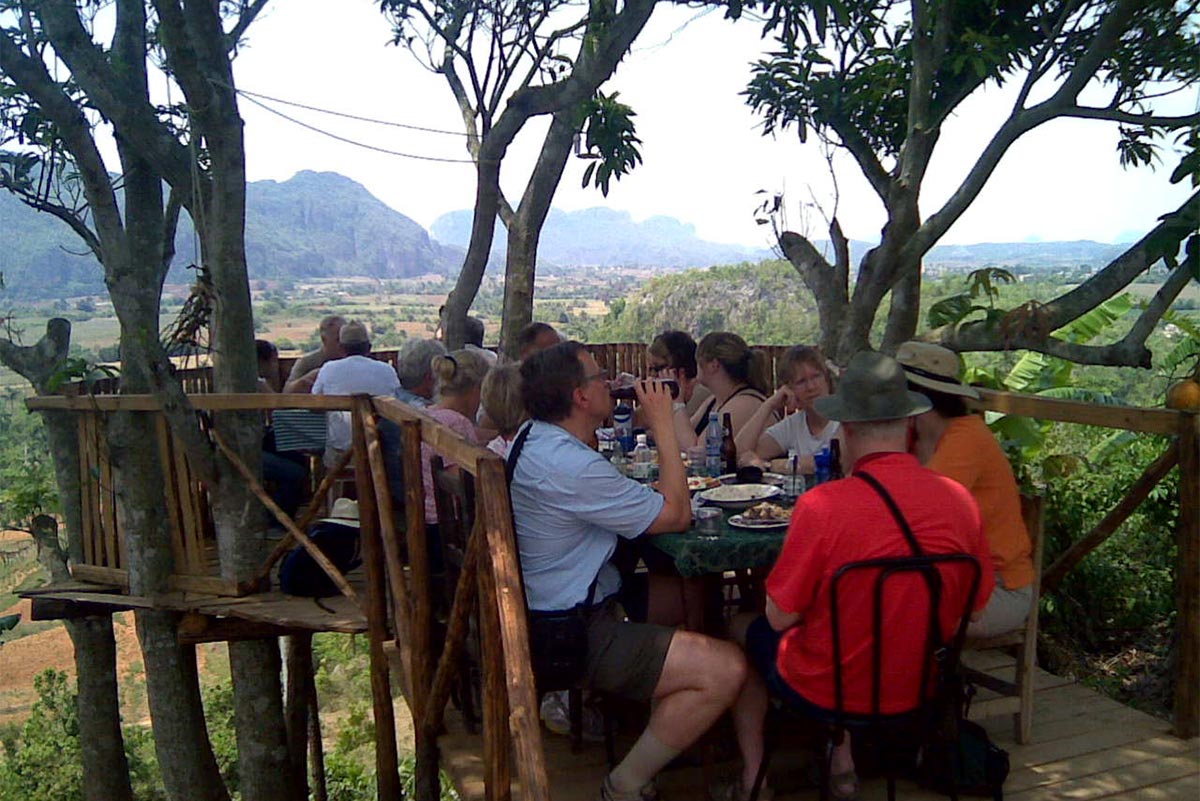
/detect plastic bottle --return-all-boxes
[613,402,634,456]
[631,434,653,481]
[705,412,723,477]
[814,446,832,485]
[829,439,844,481]
[785,448,804,498]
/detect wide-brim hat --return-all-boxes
[319,498,360,528]
[895,341,980,400]
[814,351,932,422]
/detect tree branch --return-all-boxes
[1059,107,1200,128]
[0,318,71,393]
[224,0,270,50]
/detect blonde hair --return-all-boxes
[432,349,489,399]
[778,345,835,389]
[481,364,526,436]
[696,332,770,395]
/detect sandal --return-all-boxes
[829,769,859,801]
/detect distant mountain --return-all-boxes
[0,171,461,299]
[431,207,775,268]
[924,240,1127,268]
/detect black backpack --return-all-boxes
[278,521,362,597]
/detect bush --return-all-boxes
[0,670,82,801]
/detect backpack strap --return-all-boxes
[854,469,926,558]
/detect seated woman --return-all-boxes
[642,330,706,449]
[898,341,1035,638]
[735,345,838,473]
[480,363,525,458]
[420,349,491,572]
[687,332,775,447]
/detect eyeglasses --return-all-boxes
[646,363,671,376]
[582,371,608,384]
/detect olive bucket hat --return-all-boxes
[814,351,932,422]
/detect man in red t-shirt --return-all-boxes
[744,351,994,799]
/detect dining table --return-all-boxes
[646,508,789,578]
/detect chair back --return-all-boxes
[829,552,981,724]
[430,454,476,606]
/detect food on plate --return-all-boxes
[687,476,721,491]
[699,483,779,503]
[743,502,791,522]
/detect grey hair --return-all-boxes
[397,338,447,389]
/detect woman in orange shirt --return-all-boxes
[899,342,1035,638]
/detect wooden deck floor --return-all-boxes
[436,651,1200,801]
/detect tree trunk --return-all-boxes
[445,153,505,349]
[499,110,576,359]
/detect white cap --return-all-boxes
[635,433,648,446]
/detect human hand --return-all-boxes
[635,379,675,431]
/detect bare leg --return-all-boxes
[731,663,769,793]
[606,631,746,793]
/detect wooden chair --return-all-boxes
[430,455,482,733]
[964,494,1044,744]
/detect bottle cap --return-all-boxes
[635,434,648,446]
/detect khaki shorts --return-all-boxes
[584,599,674,701]
[967,576,1034,639]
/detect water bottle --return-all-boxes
[631,434,653,481]
[613,402,634,456]
[785,448,804,498]
[705,412,722,477]
[814,446,832,485]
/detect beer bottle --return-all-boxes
[721,412,737,476]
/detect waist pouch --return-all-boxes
[527,597,603,691]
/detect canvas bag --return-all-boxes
[279,520,362,597]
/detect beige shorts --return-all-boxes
[584,599,675,701]
[968,576,1034,638]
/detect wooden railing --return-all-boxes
[33,342,1200,797]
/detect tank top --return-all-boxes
[691,386,768,436]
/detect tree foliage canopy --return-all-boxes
[744,0,1200,364]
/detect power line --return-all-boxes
[237,92,476,164]
[235,86,471,138]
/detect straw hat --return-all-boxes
[814,351,932,422]
[895,341,980,400]
[319,498,360,528]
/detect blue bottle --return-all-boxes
[814,446,832,485]
[613,402,634,456]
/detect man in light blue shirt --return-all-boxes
[512,342,766,801]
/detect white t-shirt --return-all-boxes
[764,410,840,457]
[312,355,402,452]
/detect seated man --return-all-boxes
[743,352,994,800]
[312,321,402,466]
[396,337,447,408]
[284,314,345,393]
[511,342,765,801]
[516,321,562,360]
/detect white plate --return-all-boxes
[698,483,782,508]
[728,513,791,530]
[717,472,786,486]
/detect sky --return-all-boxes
[229,0,1196,249]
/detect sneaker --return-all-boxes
[540,690,571,737]
[540,690,607,742]
[597,775,659,801]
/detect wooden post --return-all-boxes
[285,633,313,797]
[351,398,402,801]
[398,417,439,801]
[477,523,512,801]
[1174,413,1199,738]
[422,520,481,735]
[478,458,550,801]
[362,405,415,706]
[308,679,328,801]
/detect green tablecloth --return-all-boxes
[647,509,787,578]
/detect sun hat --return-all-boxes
[318,497,360,528]
[814,351,932,422]
[339,321,370,346]
[895,341,981,400]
